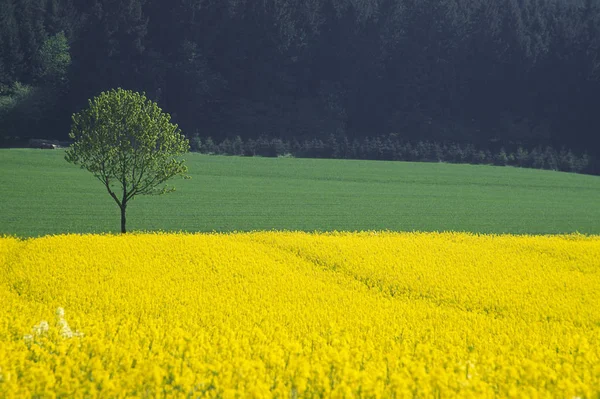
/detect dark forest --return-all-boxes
[1,0,599,162]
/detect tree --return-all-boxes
[69,0,148,104]
[65,88,190,233]
[35,31,71,85]
[0,0,23,85]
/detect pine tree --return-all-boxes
[69,0,148,100]
[0,0,24,84]
[14,0,48,82]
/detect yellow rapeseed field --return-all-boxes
[1,232,599,398]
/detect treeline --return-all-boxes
[193,135,596,175]
[1,0,600,157]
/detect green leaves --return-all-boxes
[35,32,71,84]
[65,88,190,230]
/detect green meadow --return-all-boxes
[1,148,599,237]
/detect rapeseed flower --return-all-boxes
[0,232,599,397]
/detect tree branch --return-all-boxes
[104,176,122,208]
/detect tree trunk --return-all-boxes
[120,204,127,234]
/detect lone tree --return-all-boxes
[65,88,190,233]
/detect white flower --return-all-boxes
[26,308,84,341]
[55,308,83,338]
[58,318,73,338]
[32,321,49,335]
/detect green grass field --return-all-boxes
[1,148,599,237]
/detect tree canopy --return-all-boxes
[65,88,190,233]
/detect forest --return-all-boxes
[1,0,599,166]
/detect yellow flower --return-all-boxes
[0,232,598,397]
